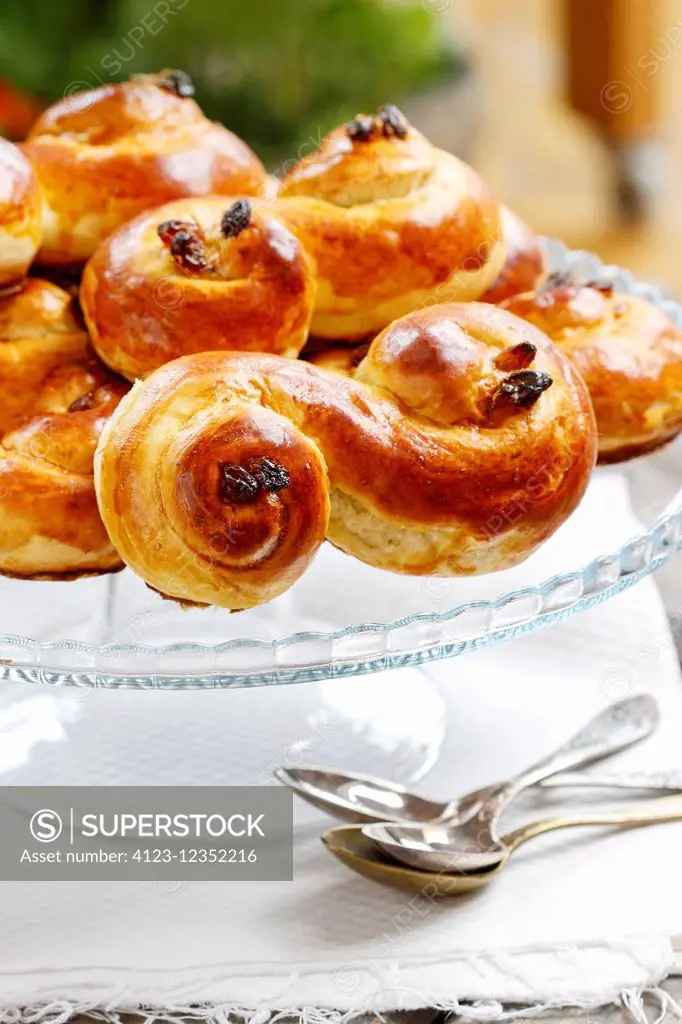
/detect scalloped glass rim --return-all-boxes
[2,238,681,689]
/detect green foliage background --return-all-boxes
[0,0,460,165]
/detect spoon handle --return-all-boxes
[504,793,682,852]
[469,694,659,831]
[512,694,659,788]
[541,769,682,791]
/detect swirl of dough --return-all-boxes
[80,196,316,380]
[96,375,330,609]
[21,70,268,265]
[0,279,92,434]
[0,357,127,578]
[0,139,42,289]
[274,105,506,340]
[503,277,682,462]
[96,303,596,608]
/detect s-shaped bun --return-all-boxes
[95,303,596,609]
[274,106,506,340]
[21,71,268,265]
[0,356,127,579]
[0,279,91,434]
[81,197,316,380]
[504,276,682,462]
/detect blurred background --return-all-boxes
[1,0,681,293]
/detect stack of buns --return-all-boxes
[0,72,678,609]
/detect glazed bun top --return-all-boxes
[0,278,93,434]
[503,274,682,461]
[480,206,547,304]
[274,105,505,340]
[0,139,42,288]
[80,196,317,381]
[279,106,439,206]
[21,71,269,265]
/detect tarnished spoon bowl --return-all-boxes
[321,825,501,896]
[323,794,682,895]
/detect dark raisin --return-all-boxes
[218,464,261,505]
[489,370,553,413]
[170,230,207,271]
[346,115,375,142]
[248,457,290,494]
[494,341,537,372]
[157,220,194,246]
[378,104,409,139]
[68,390,97,413]
[157,69,195,98]
[221,200,252,239]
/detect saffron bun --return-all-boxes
[21,70,268,265]
[480,206,546,304]
[0,279,93,435]
[80,196,316,381]
[0,356,127,579]
[503,276,682,462]
[95,303,596,610]
[274,105,506,341]
[0,139,42,289]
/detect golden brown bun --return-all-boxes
[81,196,317,381]
[0,279,93,435]
[274,106,505,341]
[21,71,268,265]
[480,206,546,304]
[0,139,42,288]
[0,356,127,579]
[503,279,682,462]
[95,303,596,609]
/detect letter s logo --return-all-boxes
[30,809,63,843]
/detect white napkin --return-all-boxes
[626,435,682,655]
[0,472,680,1021]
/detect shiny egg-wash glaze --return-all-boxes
[0,357,127,579]
[0,140,42,289]
[504,280,682,462]
[0,280,93,435]
[21,71,268,265]
[480,206,547,304]
[81,197,317,381]
[95,304,597,610]
[274,106,506,340]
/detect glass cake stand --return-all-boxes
[1,240,681,693]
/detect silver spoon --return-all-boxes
[540,768,682,790]
[363,792,682,874]
[276,694,659,825]
[324,794,682,894]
